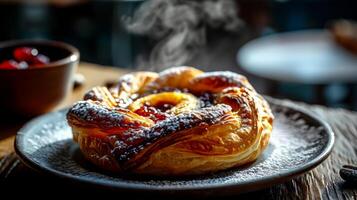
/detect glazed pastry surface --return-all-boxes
[67,67,274,175]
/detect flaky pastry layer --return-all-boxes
[67,66,273,175]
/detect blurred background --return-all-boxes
[0,0,357,110]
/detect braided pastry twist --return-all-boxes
[67,67,273,175]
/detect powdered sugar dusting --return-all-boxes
[67,101,141,129]
[17,100,331,191]
[192,71,254,91]
[194,71,246,84]
[111,104,231,163]
[158,66,196,77]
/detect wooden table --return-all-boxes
[1,63,357,199]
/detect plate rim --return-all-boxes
[14,97,335,193]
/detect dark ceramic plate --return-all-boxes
[15,98,334,196]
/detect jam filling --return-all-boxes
[134,103,172,122]
[134,90,215,122]
[154,101,175,112]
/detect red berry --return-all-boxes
[32,54,50,66]
[13,47,38,62]
[0,60,18,69]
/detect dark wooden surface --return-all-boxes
[1,63,357,199]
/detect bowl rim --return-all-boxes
[0,39,80,71]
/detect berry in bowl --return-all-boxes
[0,40,79,117]
[0,46,50,70]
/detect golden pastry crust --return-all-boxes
[67,66,273,175]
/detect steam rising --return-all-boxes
[125,0,243,71]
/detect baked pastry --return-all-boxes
[67,67,273,175]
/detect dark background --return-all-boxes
[0,0,356,109]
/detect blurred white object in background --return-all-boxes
[238,30,357,84]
